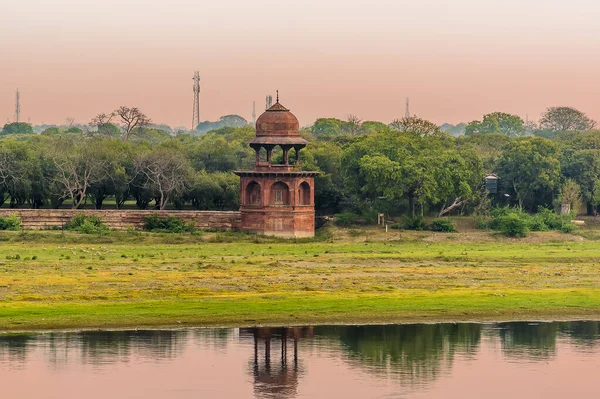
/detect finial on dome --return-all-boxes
[276,90,279,103]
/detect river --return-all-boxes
[1,322,599,398]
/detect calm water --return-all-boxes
[1,322,599,398]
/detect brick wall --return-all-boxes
[0,209,241,230]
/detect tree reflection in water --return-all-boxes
[0,321,599,396]
[313,324,481,387]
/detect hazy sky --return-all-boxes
[1,0,599,128]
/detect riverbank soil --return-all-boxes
[1,218,600,331]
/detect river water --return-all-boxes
[1,322,599,398]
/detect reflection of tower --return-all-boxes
[252,101,257,125]
[15,89,20,123]
[405,97,410,119]
[241,327,313,399]
[192,72,200,129]
[265,95,273,110]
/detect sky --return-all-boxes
[1,0,599,128]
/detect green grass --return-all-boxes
[1,226,600,331]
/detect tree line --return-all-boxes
[1,105,599,217]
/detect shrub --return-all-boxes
[429,218,456,232]
[474,216,490,230]
[403,215,426,231]
[497,213,529,237]
[0,214,22,230]
[560,222,578,234]
[143,214,193,233]
[528,213,549,232]
[65,214,109,234]
[333,212,360,227]
[390,223,403,230]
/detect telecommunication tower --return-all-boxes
[265,95,273,110]
[405,97,410,119]
[192,72,200,129]
[252,101,256,125]
[15,89,21,123]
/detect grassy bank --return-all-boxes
[1,224,600,330]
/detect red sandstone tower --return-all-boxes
[235,96,318,238]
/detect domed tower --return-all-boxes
[235,94,318,238]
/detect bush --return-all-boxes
[0,214,22,230]
[403,215,426,231]
[143,214,193,233]
[65,214,109,234]
[528,213,549,232]
[333,212,360,227]
[560,222,578,234]
[429,218,456,232]
[496,213,529,237]
[474,216,490,230]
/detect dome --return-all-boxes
[251,101,308,146]
[256,102,300,137]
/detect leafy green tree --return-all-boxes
[41,127,62,135]
[465,112,524,137]
[1,122,34,135]
[496,138,561,210]
[311,118,345,140]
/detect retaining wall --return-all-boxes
[0,209,241,230]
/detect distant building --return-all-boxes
[235,98,318,238]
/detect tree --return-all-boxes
[557,179,580,215]
[91,113,120,136]
[115,106,151,142]
[539,107,596,133]
[496,138,561,210]
[561,149,600,215]
[344,115,364,135]
[1,122,34,135]
[389,116,441,136]
[133,146,191,210]
[46,137,110,209]
[465,112,525,137]
[311,118,345,140]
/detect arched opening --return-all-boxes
[299,181,311,205]
[271,145,284,165]
[258,147,268,163]
[246,181,261,206]
[270,181,290,205]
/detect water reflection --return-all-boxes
[241,327,312,399]
[0,321,599,398]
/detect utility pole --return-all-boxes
[192,72,200,130]
[15,89,20,123]
[405,97,410,119]
[252,101,256,125]
[265,95,272,110]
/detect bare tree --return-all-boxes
[390,116,441,136]
[89,112,116,136]
[345,114,363,135]
[65,117,75,128]
[47,138,109,209]
[115,106,151,142]
[539,106,596,132]
[134,147,190,210]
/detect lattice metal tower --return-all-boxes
[252,101,256,125]
[192,72,200,129]
[405,97,410,119]
[15,89,20,123]
[265,95,273,110]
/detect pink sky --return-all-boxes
[1,0,599,128]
